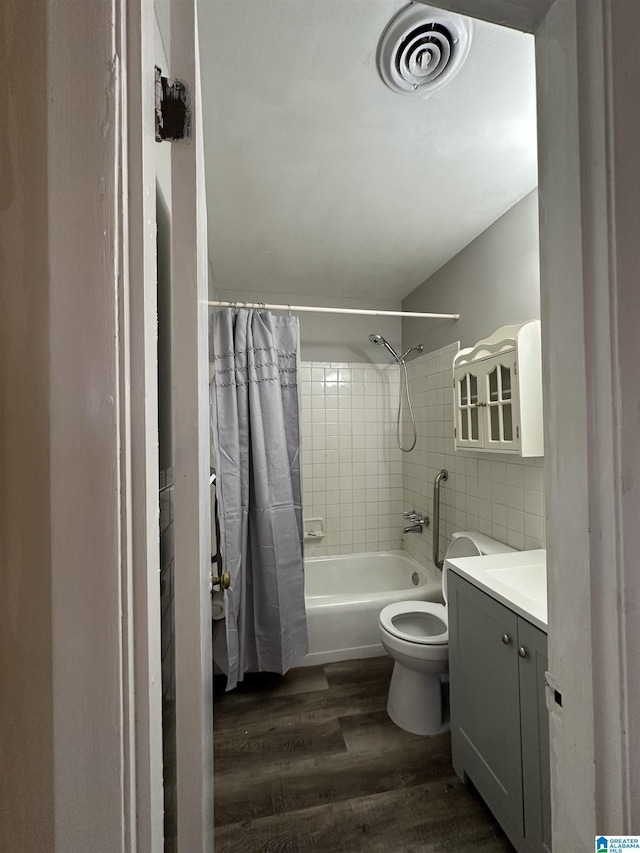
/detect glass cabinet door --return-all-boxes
[455,369,483,448]
[483,358,519,451]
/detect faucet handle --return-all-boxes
[403,509,417,519]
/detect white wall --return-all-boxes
[397,188,544,569]
[401,190,540,353]
[598,0,640,821]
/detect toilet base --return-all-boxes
[386,660,449,736]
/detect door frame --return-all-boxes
[168,1,215,850]
[128,0,214,849]
[126,1,166,848]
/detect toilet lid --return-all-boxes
[379,601,448,645]
[442,532,516,604]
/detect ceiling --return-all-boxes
[197,1,537,303]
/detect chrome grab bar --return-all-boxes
[432,469,448,569]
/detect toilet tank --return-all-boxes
[443,531,515,603]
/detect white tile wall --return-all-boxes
[300,347,546,565]
[300,361,404,556]
[401,344,546,571]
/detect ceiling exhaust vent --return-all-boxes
[377,3,472,98]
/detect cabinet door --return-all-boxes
[518,618,552,853]
[448,574,524,842]
[454,367,483,449]
[483,355,520,453]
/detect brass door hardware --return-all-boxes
[212,571,231,590]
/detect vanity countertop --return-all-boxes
[447,549,547,631]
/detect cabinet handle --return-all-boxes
[518,646,528,658]
[502,634,511,645]
[473,401,487,408]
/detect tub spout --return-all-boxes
[403,513,428,534]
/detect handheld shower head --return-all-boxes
[368,331,423,453]
[368,333,400,362]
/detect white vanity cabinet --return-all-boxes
[448,570,551,853]
[453,320,543,456]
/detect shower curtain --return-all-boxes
[210,307,308,690]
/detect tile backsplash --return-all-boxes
[401,343,546,572]
[300,362,404,556]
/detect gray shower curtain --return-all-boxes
[210,307,308,690]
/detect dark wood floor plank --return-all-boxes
[214,733,455,826]
[214,716,347,774]
[213,656,515,852]
[214,778,514,853]
[215,664,330,702]
[339,708,439,757]
[214,675,390,736]
[323,655,394,686]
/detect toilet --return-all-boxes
[378,531,515,736]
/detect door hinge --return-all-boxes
[155,66,191,142]
[516,425,520,439]
[454,427,457,438]
[514,363,517,375]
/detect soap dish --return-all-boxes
[303,517,325,541]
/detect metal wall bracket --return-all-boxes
[155,65,191,142]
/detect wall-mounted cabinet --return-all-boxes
[453,320,543,456]
[448,571,551,853]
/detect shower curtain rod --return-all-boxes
[207,300,459,320]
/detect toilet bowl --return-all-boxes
[378,531,515,735]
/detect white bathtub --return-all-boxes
[298,550,442,667]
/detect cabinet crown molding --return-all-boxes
[454,320,541,368]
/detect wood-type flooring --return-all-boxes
[213,656,516,853]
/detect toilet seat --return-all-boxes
[379,601,448,645]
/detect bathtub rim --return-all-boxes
[304,548,441,605]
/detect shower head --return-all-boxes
[369,334,423,364]
[369,333,401,362]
